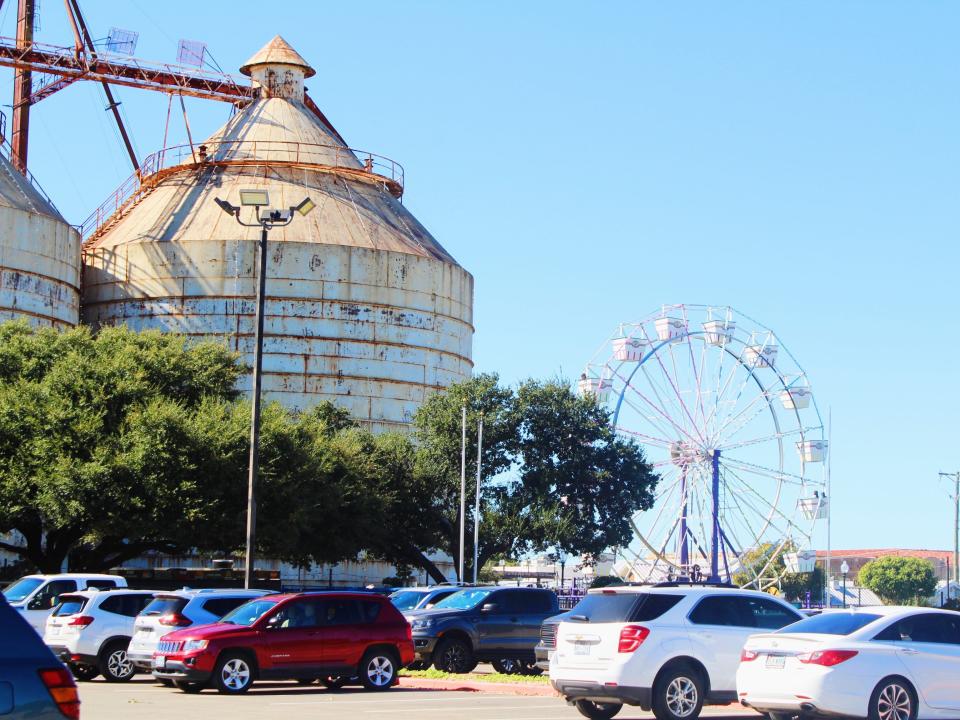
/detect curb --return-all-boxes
[398,676,559,697]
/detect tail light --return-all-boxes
[798,650,858,667]
[618,625,650,653]
[740,649,759,662]
[38,667,80,720]
[67,616,94,627]
[159,613,191,627]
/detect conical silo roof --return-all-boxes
[240,35,315,78]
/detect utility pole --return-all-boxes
[940,472,960,583]
[459,405,466,583]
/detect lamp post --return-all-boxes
[938,472,960,584]
[840,560,850,608]
[215,191,315,589]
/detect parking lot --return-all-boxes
[76,676,761,720]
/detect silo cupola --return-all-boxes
[239,35,315,101]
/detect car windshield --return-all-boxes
[2,577,43,603]
[141,596,188,617]
[390,590,429,610]
[218,599,277,626]
[432,589,493,610]
[776,612,882,635]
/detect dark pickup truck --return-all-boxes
[405,586,559,673]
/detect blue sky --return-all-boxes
[2,2,957,553]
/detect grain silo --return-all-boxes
[82,37,473,431]
[0,148,80,328]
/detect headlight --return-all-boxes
[410,618,434,631]
[183,639,208,652]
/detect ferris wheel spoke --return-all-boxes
[712,378,779,444]
[719,426,808,452]
[616,428,676,448]
[636,326,691,429]
[723,466,794,538]
[614,368,704,447]
[722,455,807,484]
[713,335,776,439]
[703,342,748,440]
[615,385,690,447]
[685,335,709,432]
[662,340,707,444]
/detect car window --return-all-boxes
[782,612,882,635]
[874,614,960,644]
[357,599,382,623]
[53,596,87,616]
[688,596,753,627]
[521,591,556,613]
[320,598,361,626]
[747,597,802,630]
[141,596,188,617]
[2,577,44,603]
[432,589,493,610]
[85,580,117,590]
[100,594,149,617]
[632,594,684,621]
[28,580,77,610]
[390,591,429,610]
[202,597,251,618]
[492,590,524,614]
[220,599,277,626]
[426,590,456,607]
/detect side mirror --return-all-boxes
[481,603,499,614]
[27,596,47,611]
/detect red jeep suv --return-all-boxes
[151,592,413,694]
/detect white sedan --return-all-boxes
[737,606,960,720]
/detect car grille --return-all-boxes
[540,622,558,649]
[157,640,184,654]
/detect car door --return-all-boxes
[878,613,960,710]
[23,580,77,633]
[687,595,757,693]
[260,599,325,675]
[317,597,364,670]
[515,591,554,656]
[476,590,521,655]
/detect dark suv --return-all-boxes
[152,592,413,694]
[406,586,559,673]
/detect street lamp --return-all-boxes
[840,560,850,608]
[215,190,315,589]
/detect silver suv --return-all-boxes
[549,584,803,720]
[127,588,271,671]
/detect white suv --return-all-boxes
[44,589,157,682]
[549,584,803,720]
[2,573,127,634]
[127,588,271,671]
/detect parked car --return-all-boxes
[389,586,460,612]
[44,589,156,682]
[152,591,414,694]
[0,592,81,719]
[550,584,803,720]
[406,586,559,673]
[127,588,271,672]
[738,606,960,720]
[3,573,127,634]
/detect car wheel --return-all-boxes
[213,653,255,694]
[432,637,477,673]
[869,677,917,720]
[174,680,205,694]
[519,661,543,676]
[653,665,704,720]
[360,649,398,691]
[320,675,353,690]
[69,664,99,682]
[491,658,521,674]
[406,660,428,671]
[575,700,623,720]
[100,641,136,683]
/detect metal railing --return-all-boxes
[80,139,405,240]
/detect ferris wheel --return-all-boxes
[580,304,828,589]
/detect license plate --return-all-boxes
[135,625,152,634]
[765,655,785,669]
[574,642,591,656]
[153,656,166,669]
[49,626,60,636]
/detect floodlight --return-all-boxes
[293,197,315,217]
[214,197,239,215]
[239,189,270,207]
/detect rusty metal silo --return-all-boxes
[81,37,473,431]
[0,142,80,328]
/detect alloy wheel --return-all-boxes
[106,650,133,680]
[665,676,698,718]
[366,655,394,687]
[877,684,912,720]
[221,658,251,691]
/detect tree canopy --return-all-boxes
[858,556,937,605]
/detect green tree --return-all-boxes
[732,541,823,602]
[858,556,937,605]
[0,322,244,572]
[411,374,659,581]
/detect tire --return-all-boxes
[99,641,136,683]
[69,664,99,682]
[868,677,917,720]
[432,637,477,674]
[575,700,623,720]
[213,652,255,694]
[652,664,705,720]
[156,679,174,687]
[320,676,352,690]
[491,658,521,674]
[406,660,427,671]
[519,661,543,676]
[359,648,398,691]
[174,680,205,693]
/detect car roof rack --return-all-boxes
[647,580,736,588]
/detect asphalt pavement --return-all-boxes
[77,675,762,720]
